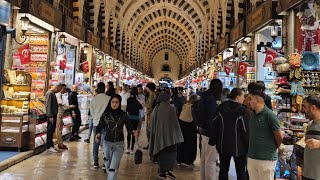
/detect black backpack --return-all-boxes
[134,149,143,164]
[191,94,216,127]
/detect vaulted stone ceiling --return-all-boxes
[100,0,245,75]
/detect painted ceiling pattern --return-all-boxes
[72,0,246,74]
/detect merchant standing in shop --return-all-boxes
[68,85,82,141]
[45,83,65,153]
[302,96,320,180]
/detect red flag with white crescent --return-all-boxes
[18,44,31,64]
[264,48,278,66]
[238,62,249,76]
[96,66,103,76]
[225,65,232,75]
[60,54,67,70]
[81,61,89,73]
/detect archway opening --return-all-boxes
[159,77,173,88]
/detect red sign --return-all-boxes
[18,44,31,64]
[238,62,249,76]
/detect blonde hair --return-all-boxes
[188,94,198,104]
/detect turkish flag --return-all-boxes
[238,62,249,76]
[225,65,232,75]
[60,55,67,70]
[96,66,103,76]
[81,61,89,73]
[18,44,31,64]
[264,48,278,66]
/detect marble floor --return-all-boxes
[0,123,237,180]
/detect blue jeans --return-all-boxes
[103,141,124,180]
[93,126,99,163]
[87,117,93,140]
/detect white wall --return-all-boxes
[151,50,180,82]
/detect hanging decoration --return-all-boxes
[225,65,232,75]
[81,61,89,73]
[60,54,67,70]
[18,44,31,65]
[264,48,279,66]
[238,62,249,76]
[96,66,103,76]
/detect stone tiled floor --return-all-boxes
[0,124,237,180]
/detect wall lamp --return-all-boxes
[6,15,30,45]
[57,34,66,55]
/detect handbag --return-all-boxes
[134,149,143,164]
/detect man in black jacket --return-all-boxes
[68,85,82,141]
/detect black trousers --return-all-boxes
[127,120,139,150]
[72,114,81,136]
[219,154,247,180]
[177,120,197,164]
[47,116,57,149]
[156,144,178,174]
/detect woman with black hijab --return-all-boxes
[96,94,136,180]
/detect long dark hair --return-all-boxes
[130,87,138,98]
[228,88,244,100]
[209,79,223,100]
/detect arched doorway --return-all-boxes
[159,77,173,88]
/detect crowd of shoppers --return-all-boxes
[44,79,320,180]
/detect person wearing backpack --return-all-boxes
[126,87,143,154]
[177,94,198,167]
[246,90,283,180]
[193,79,222,180]
[209,88,250,180]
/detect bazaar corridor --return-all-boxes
[0,125,237,180]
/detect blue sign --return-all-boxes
[0,0,10,26]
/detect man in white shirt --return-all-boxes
[136,84,145,147]
[55,84,75,150]
[90,82,111,168]
[120,85,130,111]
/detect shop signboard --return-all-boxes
[4,0,22,8]
[87,31,100,49]
[218,35,229,54]
[64,16,85,41]
[0,1,10,26]
[211,46,217,58]
[101,38,110,55]
[230,20,245,45]
[277,0,305,14]
[21,0,63,30]
[246,0,275,35]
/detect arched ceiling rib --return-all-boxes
[140,28,191,52]
[101,0,245,73]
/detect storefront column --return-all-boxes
[0,26,6,92]
[287,10,295,54]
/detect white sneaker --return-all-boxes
[130,150,134,155]
[125,148,130,154]
[47,147,58,153]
